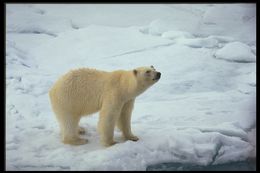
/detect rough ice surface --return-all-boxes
[6,4,256,171]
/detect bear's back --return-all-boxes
[49,68,110,115]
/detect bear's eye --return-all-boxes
[146,70,151,74]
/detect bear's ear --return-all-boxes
[151,65,155,69]
[133,69,138,76]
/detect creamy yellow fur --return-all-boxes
[49,66,160,146]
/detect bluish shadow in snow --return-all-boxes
[9,30,58,37]
[146,160,256,171]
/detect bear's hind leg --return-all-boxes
[58,114,88,145]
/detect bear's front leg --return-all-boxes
[98,102,122,147]
[117,99,139,142]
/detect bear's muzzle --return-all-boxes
[153,72,161,80]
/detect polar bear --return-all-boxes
[49,66,161,146]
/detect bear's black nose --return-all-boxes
[156,72,161,79]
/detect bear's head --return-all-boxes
[133,65,161,89]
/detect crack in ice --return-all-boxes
[98,42,175,59]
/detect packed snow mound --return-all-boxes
[162,34,236,48]
[214,42,256,63]
[72,129,253,170]
[145,18,200,36]
[143,4,256,44]
[207,35,235,43]
[176,37,219,48]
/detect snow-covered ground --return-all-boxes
[6,4,256,171]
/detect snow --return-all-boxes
[6,4,256,171]
[6,5,71,36]
[162,30,194,39]
[214,42,256,63]
[28,25,173,73]
[201,4,256,45]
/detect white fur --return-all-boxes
[49,66,160,146]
